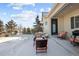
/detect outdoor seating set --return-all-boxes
[57,30,79,46]
[34,32,48,53]
[34,30,79,53]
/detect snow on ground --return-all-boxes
[0,37,21,43]
[0,35,79,56]
[0,34,29,43]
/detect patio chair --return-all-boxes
[69,35,79,46]
[36,39,48,53]
[69,38,79,46]
[58,32,68,39]
[69,30,79,46]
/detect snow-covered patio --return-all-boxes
[0,35,79,56]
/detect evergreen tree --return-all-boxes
[0,20,4,34]
[34,15,43,33]
[22,27,27,34]
[6,20,17,35]
[31,28,35,34]
[26,27,31,34]
[36,15,40,24]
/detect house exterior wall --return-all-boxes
[58,15,64,33]
[43,16,65,35]
[43,17,51,35]
[43,4,66,35]
[43,3,79,37]
[59,9,79,37]
[57,9,79,38]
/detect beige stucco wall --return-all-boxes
[64,9,79,35]
[43,17,51,35]
[58,9,79,38]
[43,4,66,35]
[42,17,47,33]
[43,4,79,37]
[58,15,64,33]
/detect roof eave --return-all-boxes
[46,3,69,18]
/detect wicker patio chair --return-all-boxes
[36,39,48,53]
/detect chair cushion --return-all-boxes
[58,32,67,37]
[69,38,79,42]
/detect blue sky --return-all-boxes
[0,3,55,28]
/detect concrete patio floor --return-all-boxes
[0,35,79,56]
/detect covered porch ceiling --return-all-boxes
[54,3,79,17]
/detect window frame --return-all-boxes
[71,16,75,29]
[71,16,79,29]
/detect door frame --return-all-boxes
[51,18,58,35]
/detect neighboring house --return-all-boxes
[43,3,79,38]
[42,12,48,33]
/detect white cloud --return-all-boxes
[9,3,35,7]
[32,3,35,7]
[12,6,22,10]
[8,3,23,10]
[11,10,37,21]
[40,8,45,12]
[10,10,38,27]
[40,8,51,12]
[8,3,35,10]
[47,8,51,11]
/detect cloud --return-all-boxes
[8,3,35,10]
[10,10,38,27]
[40,8,51,12]
[40,8,45,12]
[32,4,35,7]
[11,10,37,21]
[12,6,22,10]
[47,8,51,11]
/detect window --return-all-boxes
[71,16,79,29]
[75,16,79,28]
[71,17,74,29]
